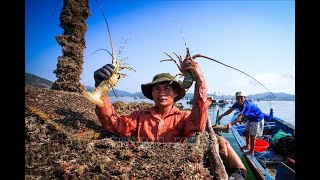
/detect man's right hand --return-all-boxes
[94,64,115,87]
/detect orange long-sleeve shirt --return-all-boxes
[96,77,212,142]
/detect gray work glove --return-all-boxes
[94,64,115,87]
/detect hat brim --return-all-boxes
[141,81,186,102]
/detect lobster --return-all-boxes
[161,47,195,90]
[162,47,277,99]
[83,0,135,107]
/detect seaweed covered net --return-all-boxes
[25,85,215,179]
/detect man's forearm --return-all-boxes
[229,114,243,125]
[190,62,212,131]
[220,109,232,118]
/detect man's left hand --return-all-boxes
[227,123,231,130]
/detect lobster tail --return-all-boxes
[181,47,194,89]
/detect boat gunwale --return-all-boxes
[230,110,295,180]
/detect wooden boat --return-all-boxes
[230,108,295,180]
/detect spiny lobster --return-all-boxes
[161,47,202,90]
[83,0,135,107]
[161,47,277,99]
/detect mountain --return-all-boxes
[25,73,295,101]
[246,92,295,101]
[25,73,54,88]
[185,92,294,101]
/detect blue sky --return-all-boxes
[26,0,295,96]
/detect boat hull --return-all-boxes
[230,109,295,180]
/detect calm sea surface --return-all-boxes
[109,97,295,126]
[109,96,295,157]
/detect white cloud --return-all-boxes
[219,70,295,96]
[282,68,295,80]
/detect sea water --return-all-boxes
[109,97,295,126]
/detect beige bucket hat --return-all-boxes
[141,73,186,102]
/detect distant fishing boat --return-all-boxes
[230,109,295,180]
[187,98,194,104]
[209,92,228,107]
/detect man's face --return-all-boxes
[236,96,245,105]
[152,82,177,107]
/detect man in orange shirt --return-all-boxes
[217,135,247,179]
[94,57,212,142]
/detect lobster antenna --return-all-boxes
[118,34,130,59]
[193,54,277,99]
[177,24,188,49]
[90,48,112,57]
[94,0,116,64]
[170,20,275,99]
[94,0,119,97]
